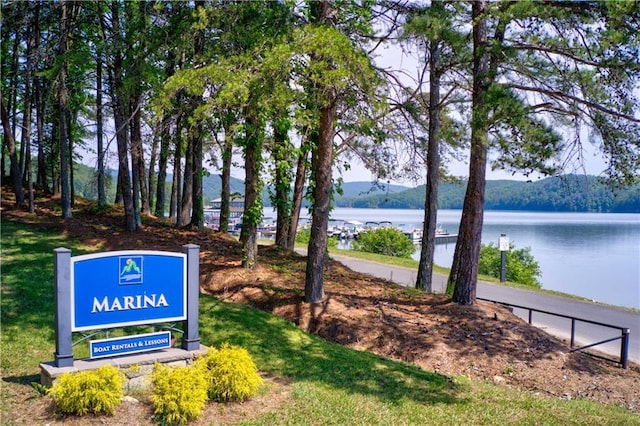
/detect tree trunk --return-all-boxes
[219,127,233,233]
[135,105,150,216]
[114,169,122,204]
[448,0,491,305]
[50,119,59,195]
[7,16,20,148]
[305,103,336,303]
[0,95,23,208]
[169,115,183,224]
[240,106,263,269]
[130,95,143,227]
[416,16,443,293]
[148,123,160,213]
[113,90,135,230]
[20,3,35,185]
[96,52,106,207]
[69,110,76,208]
[26,137,34,212]
[35,76,48,193]
[286,137,311,250]
[20,37,33,208]
[25,2,39,213]
[189,1,205,229]
[179,128,194,227]
[273,113,292,248]
[155,112,171,217]
[154,54,176,218]
[190,126,204,228]
[57,0,72,219]
[110,1,136,231]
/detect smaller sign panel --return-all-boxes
[499,235,510,251]
[89,331,172,359]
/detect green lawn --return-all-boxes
[2,219,638,425]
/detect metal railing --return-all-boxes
[478,298,631,369]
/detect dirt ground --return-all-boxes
[2,194,639,424]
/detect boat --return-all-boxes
[327,219,365,240]
[436,225,449,236]
[400,224,457,244]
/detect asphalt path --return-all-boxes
[329,253,640,366]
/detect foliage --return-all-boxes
[478,242,542,288]
[337,175,640,213]
[150,362,208,425]
[352,227,415,259]
[196,343,263,402]
[49,365,124,416]
[295,227,338,249]
[295,227,311,244]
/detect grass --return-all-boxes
[2,219,639,425]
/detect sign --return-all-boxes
[71,250,187,331]
[499,235,510,251]
[52,245,200,368]
[90,331,172,359]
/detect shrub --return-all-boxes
[295,227,311,244]
[478,242,542,288]
[151,363,208,425]
[49,365,124,416]
[295,228,338,249]
[352,227,415,258]
[197,344,263,402]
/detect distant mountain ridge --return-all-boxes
[74,165,638,213]
[337,176,639,213]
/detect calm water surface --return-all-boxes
[317,208,640,309]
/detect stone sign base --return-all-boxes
[40,345,209,391]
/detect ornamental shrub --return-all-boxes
[49,365,124,416]
[151,363,208,425]
[478,242,542,288]
[197,344,263,402]
[352,227,415,258]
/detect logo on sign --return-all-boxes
[119,256,143,285]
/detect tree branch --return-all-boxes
[509,42,602,68]
[507,83,640,123]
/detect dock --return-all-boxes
[404,232,458,245]
[435,234,458,244]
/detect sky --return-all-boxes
[333,45,609,186]
[337,147,607,186]
[88,40,610,189]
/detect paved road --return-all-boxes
[329,253,640,366]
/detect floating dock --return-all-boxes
[405,233,458,245]
[435,234,458,244]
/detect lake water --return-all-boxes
[298,208,640,310]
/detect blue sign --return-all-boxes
[71,251,187,331]
[90,331,172,359]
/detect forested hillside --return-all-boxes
[336,176,640,213]
[74,164,247,209]
[74,164,638,213]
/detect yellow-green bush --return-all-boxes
[49,365,124,416]
[151,362,208,425]
[197,343,263,402]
